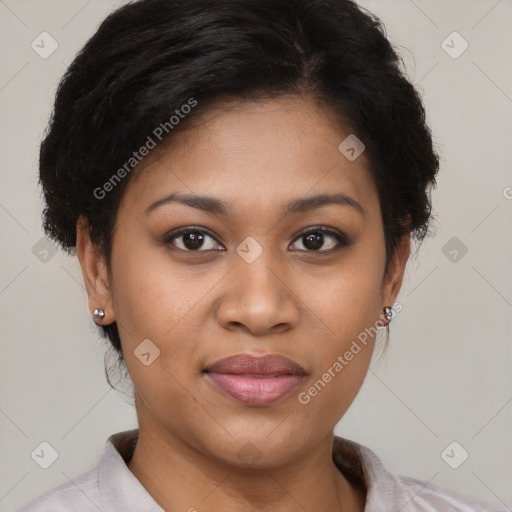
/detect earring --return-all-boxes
[383,306,393,324]
[383,306,393,346]
[93,308,105,321]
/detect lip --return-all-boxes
[203,353,306,406]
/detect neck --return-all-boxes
[126,425,366,512]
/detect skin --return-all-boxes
[77,94,410,512]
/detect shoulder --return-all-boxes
[11,429,161,512]
[393,473,508,512]
[11,466,101,512]
[333,436,507,512]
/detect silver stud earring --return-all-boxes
[93,308,105,320]
[384,306,393,323]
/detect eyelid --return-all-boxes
[290,226,351,251]
[161,225,225,251]
[293,225,348,241]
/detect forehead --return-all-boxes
[123,95,378,215]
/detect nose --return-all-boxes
[215,248,300,336]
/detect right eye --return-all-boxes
[162,226,225,252]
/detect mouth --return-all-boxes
[203,353,307,406]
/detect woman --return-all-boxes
[14,0,506,510]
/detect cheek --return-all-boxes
[299,250,384,412]
[107,235,219,391]
[109,234,206,340]
[314,250,384,340]
[296,282,381,426]
[297,345,373,423]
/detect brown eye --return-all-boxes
[163,227,224,252]
[290,227,350,252]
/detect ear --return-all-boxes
[380,234,410,315]
[76,216,114,325]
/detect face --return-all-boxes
[78,95,408,468]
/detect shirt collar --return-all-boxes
[98,429,164,511]
[333,435,403,511]
[99,429,399,511]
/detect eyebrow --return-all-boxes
[145,191,365,218]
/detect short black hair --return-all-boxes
[39,0,439,380]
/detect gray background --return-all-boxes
[0,0,511,510]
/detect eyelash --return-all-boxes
[162,225,351,254]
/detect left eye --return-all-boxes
[289,227,348,252]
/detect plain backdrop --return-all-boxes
[0,0,511,510]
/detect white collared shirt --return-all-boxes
[13,429,507,511]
